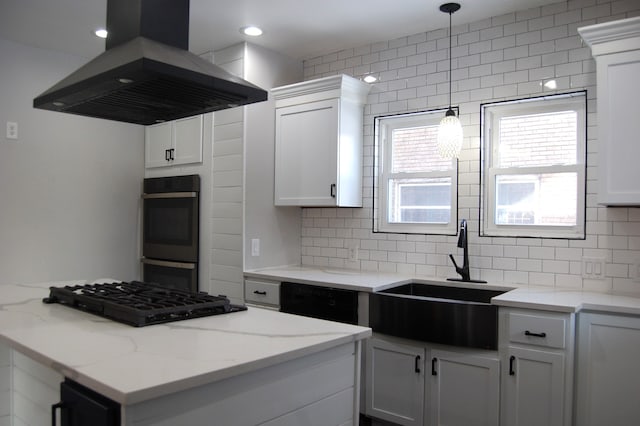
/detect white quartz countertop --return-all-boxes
[0,280,371,405]
[245,266,640,315]
[245,266,416,292]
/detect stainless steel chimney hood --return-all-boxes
[33,0,268,125]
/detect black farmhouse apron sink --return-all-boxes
[369,283,507,350]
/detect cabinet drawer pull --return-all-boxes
[253,290,267,296]
[509,355,516,376]
[525,330,547,338]
[414,355,421,373]
[330,183,336,198]
[432,357,438,376]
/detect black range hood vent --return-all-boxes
[33,0,267,125]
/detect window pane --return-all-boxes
[391,126,451,173]
[495,173,577,226]
[388,178,451,224]
[497,111,577,168]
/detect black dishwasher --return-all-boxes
[280,282,358,325]
[52,379,120,426]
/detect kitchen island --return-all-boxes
[0,280,371,426]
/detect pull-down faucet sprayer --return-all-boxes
[447,219,486,283]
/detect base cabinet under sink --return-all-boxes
[365,334,500,426]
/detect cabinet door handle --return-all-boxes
[165,149,171,161]
[525,330,547,338]
[509,355,516,376]
[253,290,267,296]
[432,357,438,376]
[330,183,336,198]
[51,402,64,426]
[169,148,175,161]
[414,355,421,373]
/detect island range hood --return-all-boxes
[33,0,268,125]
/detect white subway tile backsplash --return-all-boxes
[299,0,640,293]
[612,0,640,14]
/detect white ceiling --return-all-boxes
[0,0,556,61]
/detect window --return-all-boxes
[374,109,457,235]
[480,92,586,239]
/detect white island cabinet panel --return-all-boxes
[0,342,9,426]
[125,343,359,426]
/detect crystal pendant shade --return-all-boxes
[437,112,463,158]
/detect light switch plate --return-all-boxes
[251,238,260,257]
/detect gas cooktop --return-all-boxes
[43,281,246,327]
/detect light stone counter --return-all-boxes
[245,265,640,315]
[0,280,371,406]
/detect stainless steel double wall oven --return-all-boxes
[142,174,200,293]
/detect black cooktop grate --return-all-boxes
[43,281,246,327]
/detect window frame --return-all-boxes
[480,91,587,239]
[374,108,458,235]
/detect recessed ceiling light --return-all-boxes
[544,79,557,90]
[94,28,108,39]
[363,75,377,83]
[241,26,263,37]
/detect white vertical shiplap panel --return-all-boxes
[12,350,62,426]
[0,342,10,425]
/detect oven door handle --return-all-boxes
[141,258,196,270]
[142,191,197,199]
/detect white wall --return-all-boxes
[0,38,144,285]
[244,43,303,270]
[300,0,640,295]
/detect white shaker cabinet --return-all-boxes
[578,17,640,205]
[272,74,370,207]
[365,336,425,426]
[365,335,500,426]
[429,349,500,426]
[575,312,640,426]
[499,308,575,426]
[145,115,203,168]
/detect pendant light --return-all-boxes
[437,2,463,159]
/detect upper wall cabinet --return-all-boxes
[145,115,203,168]
[578,17,640,206]
[272,74,370,207]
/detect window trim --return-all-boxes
[480,91,587,239]
[373,108,458,235]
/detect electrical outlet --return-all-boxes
[6,121,18,140]
[633,259,640,283]
[348,246,359,262]
[582,257,606,280]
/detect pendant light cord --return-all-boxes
[448,10,452,111]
